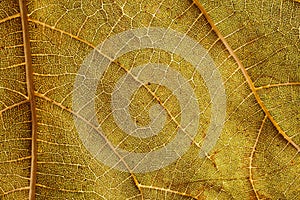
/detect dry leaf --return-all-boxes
[0,0,299,199]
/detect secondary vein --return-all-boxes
[193,0,300,152]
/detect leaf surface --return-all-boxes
[0,0,299,199]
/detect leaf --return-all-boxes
[0,0,299,199]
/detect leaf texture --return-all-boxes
[0,0,299,199]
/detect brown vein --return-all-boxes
[255,82,300,90]
[0,62,25,70]
[0,99,29,114]
[245,46,289,71]
[0,13,20,24]
[138,184,197,199]
[0,156,31,164]
[249,115,267,200]
[37,161,86,167]
[1,186,30,197]
[28,18,96,48]
[36,138,79,147]
[19,0,37,199]
[193,0,300,153]
[0,87,28,99]
[35,184,107,199]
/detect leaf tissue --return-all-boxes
[0,0,299,199]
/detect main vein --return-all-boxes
[19,0,37,199]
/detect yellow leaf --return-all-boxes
[0,0,299,199]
